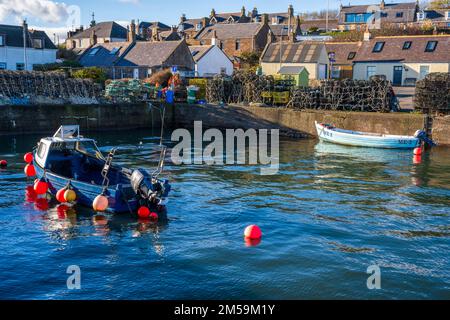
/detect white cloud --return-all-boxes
[30,25,69,42]
[0,0,70,24]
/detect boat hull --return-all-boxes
[315,122,420,149]
[34,160,139,213]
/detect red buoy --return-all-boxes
[24,164,36,177]
[34,198,49,211]
[413,147,422,156]
[56,188,67,203]
[137,206,151,219]
[24,152,33,163]
[149,212,159,222]
[413,154,422,164]
[25,185,37,202]
[0,160,7,167]
[34,178,49,195]
[244,225,262,240]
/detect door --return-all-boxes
[133,68,139,79]
[393,66,403,86]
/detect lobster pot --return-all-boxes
[287,78,392,112]
[414,72,450,115]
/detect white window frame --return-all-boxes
[366,66,377,79]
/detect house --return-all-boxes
[66,20,128,50]
[138,21,171,41]
[189,45,233,77]
[325,42,362,79]
[0,21,57,71]
[415,9,450,29]
[194,18,270,61]
[79,39,195,79]
[352,33,450,86]
[260,40,329,80]
[338,0,419,31]
[300,19,339,33]
[178,5,299,44]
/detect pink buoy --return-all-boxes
[413,147,422,156]
[244,225,262,240]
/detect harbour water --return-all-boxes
[0,129,449,299]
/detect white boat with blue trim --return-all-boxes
[315,121,434,149]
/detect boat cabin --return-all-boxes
[35,125,128,186]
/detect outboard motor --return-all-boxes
[130,169,153,199]
[414,130,437,147]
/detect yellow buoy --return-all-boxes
[64,189,77,202]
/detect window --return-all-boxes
[196,23,202,31]
[16,63,25,71]
[0,35,4,46]
[372,41,385,52]
[366,66,377,79]
[37,143,47,159]
[425,41,438,52]
[32,38,43,49]
[403,41,412,50]
[109,47,121,55]
[419,65,429,79]
[345,13,372,23]
[446,11,450,20]
[347,52,356,60]
[0,62,6,70]
[89,47,100,55]
[331,66,340,79]
[396,12,403,18]
[235,39,240,50]
[417,12,425,21]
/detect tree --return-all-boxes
[428,0,450,9]
[238,51,261,72]
[72,67,107,84]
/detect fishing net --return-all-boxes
[414,72,450,115]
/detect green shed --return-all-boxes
[277,66,309,87]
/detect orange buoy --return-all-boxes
[413,147,422,156]
[244,225,262,240]
[0,160,7,167]
[93,195,109,212]
[149,212,159,222]
[137,206,151,219]
[24,164,36,177]
[64,189,77,202]
[34,178,49,195]
[24,152,33,163]
[56,188,67,203]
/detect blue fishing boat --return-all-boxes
[315,121,435,149]
[33,125,170,213]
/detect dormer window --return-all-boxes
[403,41,412,50]
[196,23,202,31]
[417,12,425,21]
[32,38,43,49]
[0,35,4,46]
[372,41,385,52]
[425,41,438,52]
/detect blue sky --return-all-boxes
[0,0,416,39]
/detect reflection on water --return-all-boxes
[0,129,449,299]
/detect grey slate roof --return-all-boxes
[139,21,171,30]
[261,42,326,63]
[195,23,262,40]
[78,42,134,67]
[0,24,56,49]
[278,66,308,75]
[69,22,127,40]
[189,45,214,62]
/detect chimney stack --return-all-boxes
[202,17,210,28]
[90,30,97,46]
[241,6,246,17]
[210,8,216,18]
[128,19,136,42]
[252,7,258,18]
[211,29,217,45]
[363,25,372,41]
[262,13,269,25]
[180,14,187,23]
[380,0,385,10]
[288,4,294,17]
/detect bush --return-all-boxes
[33,60,82,72]
[72,67,107,84]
